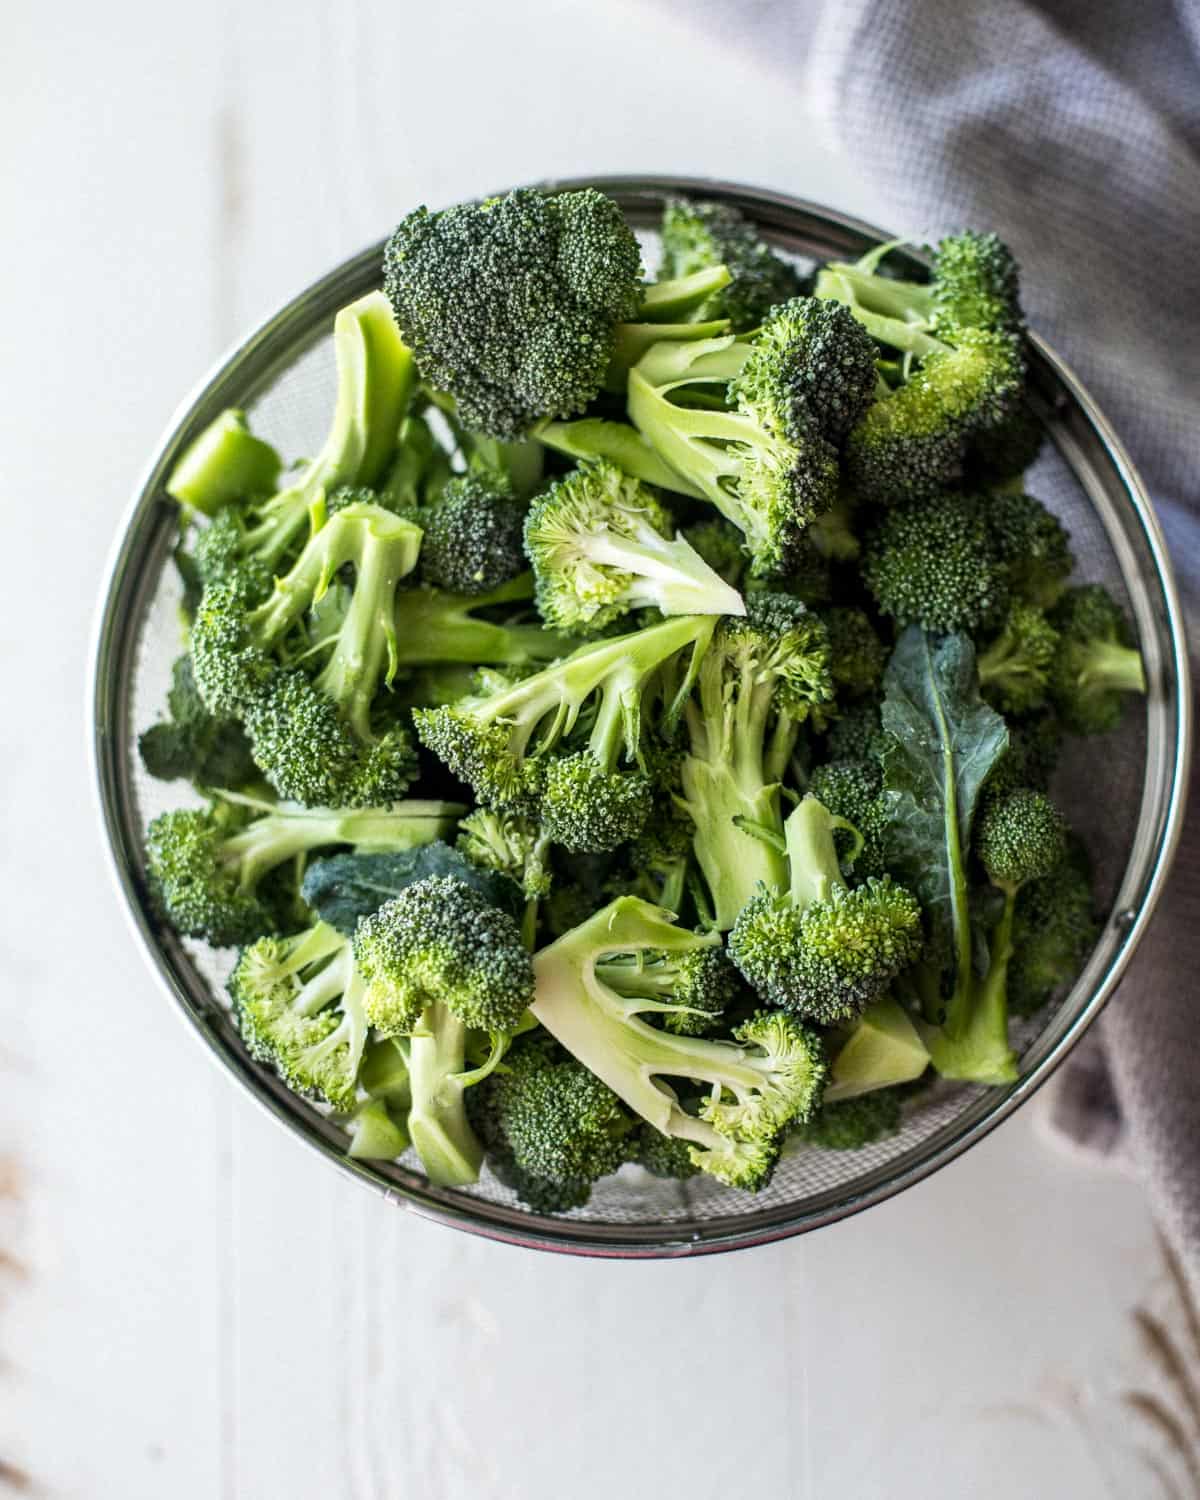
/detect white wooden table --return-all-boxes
[4,1,1193,1493]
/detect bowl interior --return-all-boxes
[95,179,1189,1256]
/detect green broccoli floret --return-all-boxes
[985,490,1073,608]
[414,612,716,849]
[1047,583,1147,734]
[730,796,922,1024]
[145,795,461,947]
[383,188,645,438]
[523,459,745,632]
[418,470,526,595]
[681,516,748,588]
[807,758,891,880]
[985,708,1063,796]
[229,921,368,1110]
[794,1087,905,1150]
[376,412,449,511]
[165,408,282,517]
[138,655,257,788]
[659,197,806,332]
[353,876,534,1186]
[978,601,1060,714]
[633,1125,701,1179]
[596,940,746,1036]
[967,398,1044,486]
[456,809,551,900]
[862,490,1008,633]
[678,594,833,928]
[822,606,886,697]
[1009,836,1098,1017]
[822,695,888,763]
[531,897,827,1190]
[628,299,877,576]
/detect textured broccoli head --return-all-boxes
[862,490,1008,633]
[807,757,891,881]
[1009,837,1099,1017]
[930,231,1023,336]
[633,1123,701,1179]
[730,296,878,445]
[540,751,654,854]
[985,490,1073,608]
[986,708,1063,796]
[145,805,277,948]
[795,1087,905,1150]
[456,808,550,899]
[725,592,835,720]
[1048,583,1146,734]
[978,601,1060,715]
[524,458,744,632]
[353,875,533,1036]
[822,694,888,763]
[139,654,257,788]
[659,197,805,332]
[966,398,1044,485]
[190,576,277,717]
[822,606,886,697]
[229,923,367,1110]
[474,1031,633,1187]
[975,788,1067,893]
[418,470,527,595]
[597,941,746,1037]
[383,188,643,438]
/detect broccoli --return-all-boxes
[344,1097,410,1160]
[535,416,707,500]
[822,606,886,697]
[977,601,1059,714]
[595,940,746,1036]
[862,490,1008,633]
[967,398,1044,486]
[531,896,827,1190]
[821,694,888,763]
[138,654,257,788]
[418,470,527,595]
[1047,584,1147,734]
[457,806,551,945]
[985,490,1074,608]
[471,1031,633,1197]
[383,187,645,439]
[353,876,534,1185]
[627,298,877,576]
[794,1088,905,1150]
[633,1125,700,1180]
[166,408,282,517]
[821,996,930,1102]
[145,794,462,948]
[681,516,748,588]
[392,574,576,672]
[229,921,368,1110]
[414,612,716,849]
[659,197,806,332]
[1009,837,1098,1017]
[807,758,891,880]
[729,795,922,1024]
[985,707,1063,796]
[377,412,449,511]
[523,459,745,632]
[677,594,834,928]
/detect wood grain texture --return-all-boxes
[0,0,1180,1495]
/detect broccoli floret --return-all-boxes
[659,197,805,332]
[633,1125,701,1180]
[596,941,746,1036]
[794,1088,904,1150]
[1047,584,1146,734]
[985,490,1073,608]
[414,612,716,849]
[822,606,886,697]
[524,459,745,632]
[967,398,1044,486]
[807,758,891,880]
[418,470,526,595]
[138,655,257,788]
[166,408,282,516]
[531,897,827,1190]
[376,412,449,511]
[822,694,888,763]
[145,795,461,947]
[472,1031,633,1191]
[353,876,534,1186]
[862,490,1007,633]
[457,809,551,900]
[229,922,368,1110]
[383,188,644,438]
[678,594,833,928]
[985,708,1063,796]
[628,300,876,576]
[978,601,1059,714]
[682,516,748,588]
[1009,837,1099,1017]
[730,795,922,1024]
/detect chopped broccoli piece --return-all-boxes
[985,490,1073,608]
[822,606,886,697]
[418,470,527,595]
[659,196,805,332]
[807,757,891,880]
[1009,836,1099,1017]
[596,940,746,1036]
[166,408,282,516]
[978,600,1060,714]
[392,573,576,671]
[1047,584,1146,734]
[967,398,1044,485]
[138,654,257,788]
[795,1088,905,1150]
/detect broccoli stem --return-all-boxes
[314,524,407,738]
[535,418,706,499]
[605,319,730,391]
[921,895,1018,1084]
[392,576,569,668]
[823,997,930,1102]
[682,756,787,930]
[781,796,845,910]
[166,409,282,516]
[1078,638,1147,695]
[637,265,733,321]
[403,1003,484,1187]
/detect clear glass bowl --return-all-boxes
[91,176,1191,1257]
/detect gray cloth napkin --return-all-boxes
[657,0,1200,1275]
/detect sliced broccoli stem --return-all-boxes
[535,418,706,499]
[566,517,745,621]
[606,319,731,391]
[166,409,282,516]
[393,575,569,668]
[816,263,934,327]
[823,997,930,1103]
[403,1003,484,1187]
[681,756,787,930]
[921,895,1018,1084]
[1077,638,1147,695]
[781,795,845,910]
[637,265,733,322]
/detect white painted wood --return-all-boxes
[2,0,1185,1495]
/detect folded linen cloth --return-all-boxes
[656,0,1200,1276]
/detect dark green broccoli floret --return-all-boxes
[807,758,891,881]
[730,795,922,1024]
[1047,584,1147,734]
[418,470,527,595]
[353,877,534,1186]
[977,601,1060,714]
[383,188,644,438]
[145,796,461,948]
[795,1087,904,1150]
[596,941,746,1036]
[928,231,1023,336]
[229,922,368,1110]
[985,708,1063,796]
[138,655,257,788]
[985,490,1073,608]
[532,897,827,1191]
[633,1124,701,1180]
[1009,837,1099,1017]
[523,459,744,632]
[678,594,833,928]
[659,197,805,332]
[414,612,716,849]
[682,516,748,588]
[862,490,1007,633]
[974,787,1067,891]
[968,398,1045,485]
[822,606,886,697]
[822,695,888,763]
[456,808,551,900]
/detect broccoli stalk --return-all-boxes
[393,575,575,670]
[1048,584,1147,734]
[166,409,282,516]
[535,416,707,499]
[659,197,805,332]
[822,997,930,1103]
[530,897,826,1190]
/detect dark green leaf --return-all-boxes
[301,843,524,934]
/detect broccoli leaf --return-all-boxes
[879,629,1008,981]
[301,844,523,934]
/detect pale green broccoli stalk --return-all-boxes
[166,408,282,516]
[523,459,745,632]
[531,897,826,1190]
[1048,584,1147,734]
[393,574,576,671]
